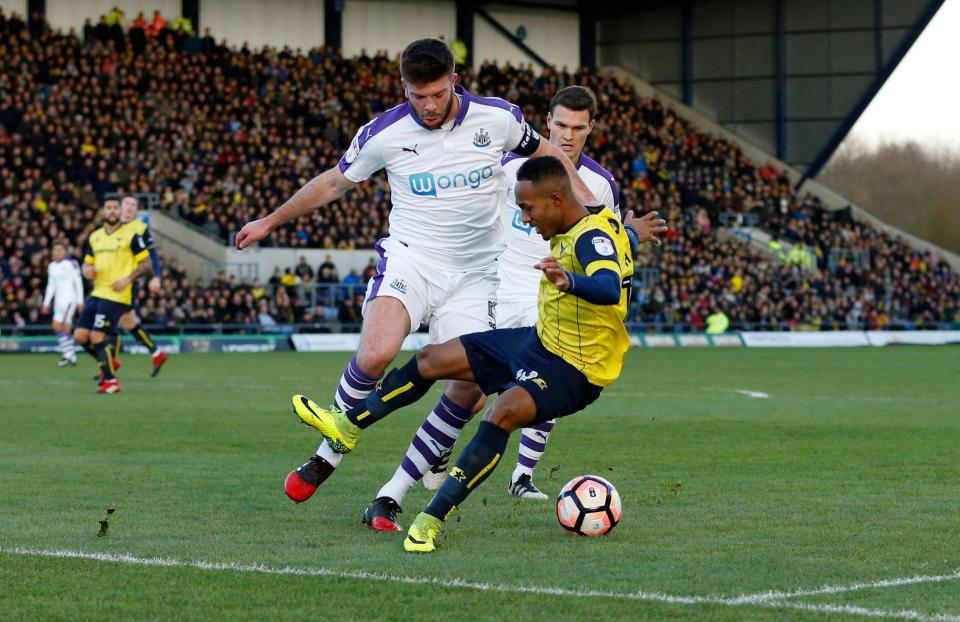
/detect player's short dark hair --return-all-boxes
[52,240,67,248]
[516,156,570,187]
[550,86,597,120]
[400,38,454,84]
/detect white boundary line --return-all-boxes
[732,569,960,603]
[2,547,959,621]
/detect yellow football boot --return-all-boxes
[403,512,444,553]
[291,394,360,454]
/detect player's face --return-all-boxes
[52,245,66,261]
[120,197,138,223]
[103,200,121,225]
[547,106,594,161]
[516,180,562,240]
[404,74,458,128]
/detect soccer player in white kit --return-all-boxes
[41,241,84,367]
[234,38,601,531]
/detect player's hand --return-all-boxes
[111,277,130,292]
[625,210,668,246]
[148,276,161,293]
[82,264,95,280]
[534,256,571,292]
[77,303,84,313]
[236,217,273,250]
[40,305,49,315]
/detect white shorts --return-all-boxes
[496,298,538,329]
[53,300,80,325]
[363,238,499,343]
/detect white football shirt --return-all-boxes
[496,152,620,306]
[338,84,540,271]
[44,258,84,307]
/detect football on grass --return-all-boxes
[556,475,622,537]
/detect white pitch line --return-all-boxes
[774,601,960,622]
[734,389,770,398]
[732,568,960,603]
[0,547,737,606]
[3,547,960,622]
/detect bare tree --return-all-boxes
[819,137,960,253]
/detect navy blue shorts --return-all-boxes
[77,297,131,334]
[459,326,603,425]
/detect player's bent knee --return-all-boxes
[485,403,522,433]
[414,345,441,379]
[444,380,483,407]
[355,342,399,376]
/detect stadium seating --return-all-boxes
[1,12,957,331]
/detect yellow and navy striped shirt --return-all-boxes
[83,222,149,304]
[536,208,633,386]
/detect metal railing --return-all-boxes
[719,212,760,228]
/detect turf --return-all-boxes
[1,347,958,621]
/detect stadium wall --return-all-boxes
[46,0,180,34]
[201,0,324,53]
[0,1,25,18]
[340,0,579,68]
[342,0,455,59]
[474,5,579,69]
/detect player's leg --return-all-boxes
[52,304,77,366]
[509,419,556,499]
[405,386,536,553]
[74,300,100,369]
[90,328,120,393]
[366,270,496,527]
[500,302,552,499]
[122,309,166,376]
[404,334,604,552]
[286,296,412,501]
[286,241,425,502]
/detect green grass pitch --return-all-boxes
[1,347,958,621]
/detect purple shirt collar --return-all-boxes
[407,83,472,130]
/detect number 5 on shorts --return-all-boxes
[94,314,106,329]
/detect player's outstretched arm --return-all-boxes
[235,167,356,250]
[532,140,599,206]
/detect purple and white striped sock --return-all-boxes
[511,419,556,483]
[376,394,473,505]
[55,329,74,361]
[316,355,381,466]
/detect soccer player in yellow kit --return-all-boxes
[74,199,151,394]
[116,195,169,377]
[291,156,638,552]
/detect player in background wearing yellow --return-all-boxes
[291,156,638,552]
[113,195,169,376]
[74,199,151,394]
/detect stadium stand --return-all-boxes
[1,11,957,332]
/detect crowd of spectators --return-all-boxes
[1,9,957,331]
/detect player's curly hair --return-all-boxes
[400,38,454,84]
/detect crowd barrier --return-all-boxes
[2,331,958,354]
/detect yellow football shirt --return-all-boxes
[84,222,149,304]
[536,208,633,386]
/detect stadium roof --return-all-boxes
[593,0,947,181]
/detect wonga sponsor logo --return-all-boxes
[409,166,495,197]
